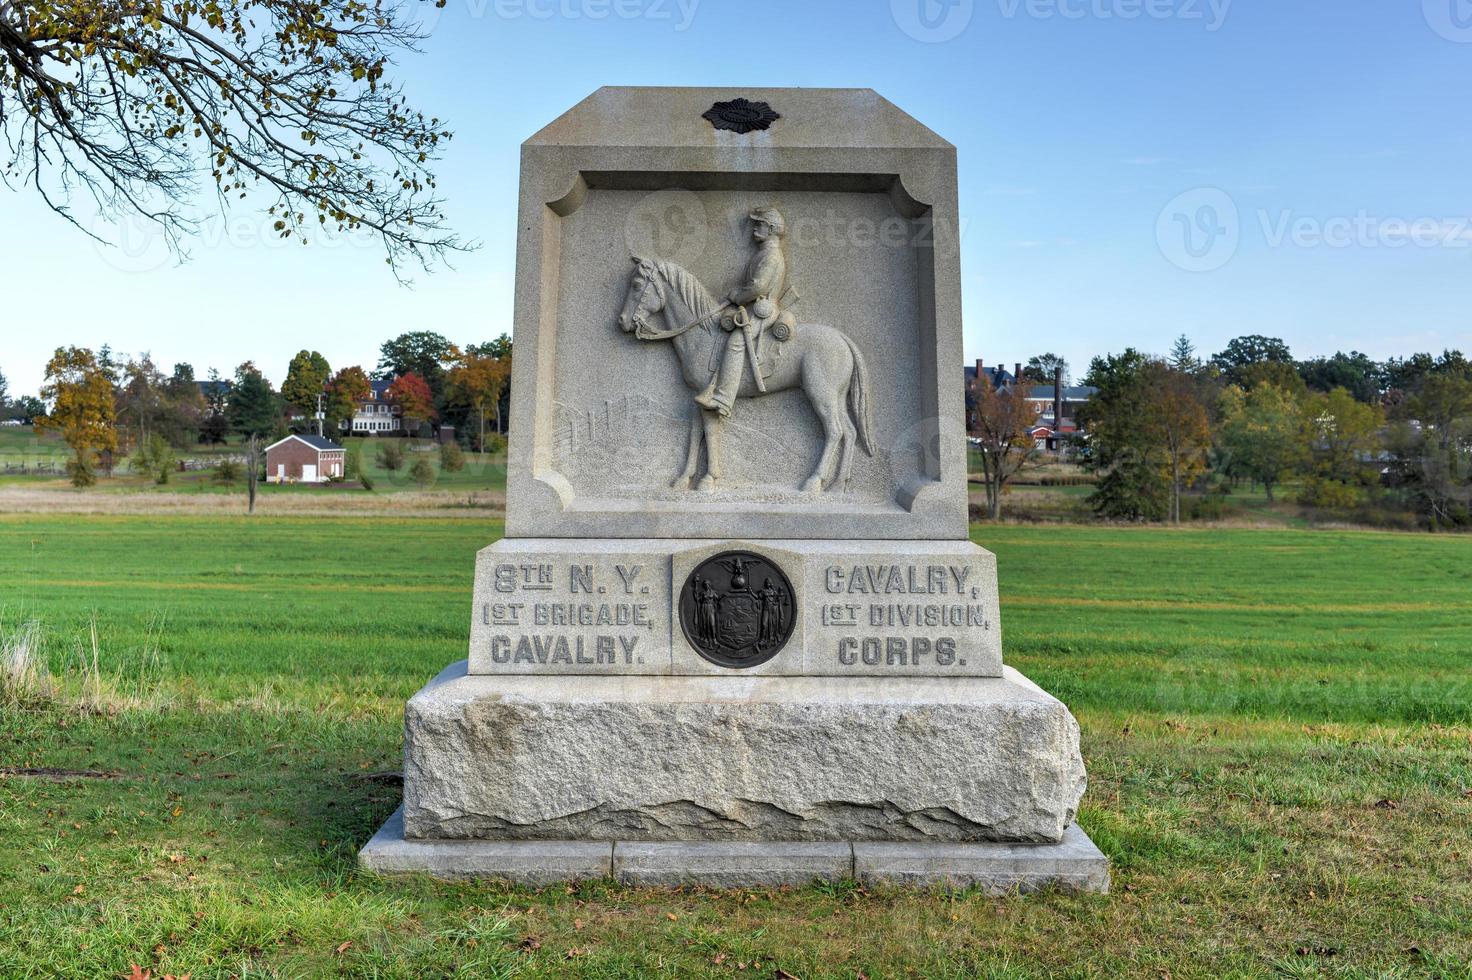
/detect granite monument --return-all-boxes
[359,87,1109,891]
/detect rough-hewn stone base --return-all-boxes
[401,661,1087,844]
[360,808,1109,892]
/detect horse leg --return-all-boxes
[671,404,702,490]
[697,409,722,491]
[802,396,845,493]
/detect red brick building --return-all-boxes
[264,434,346,483]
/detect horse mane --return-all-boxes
[652,259,719,321]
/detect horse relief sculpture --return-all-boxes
[617,206,874,493]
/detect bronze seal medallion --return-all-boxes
[678,550,796,668]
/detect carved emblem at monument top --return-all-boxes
[617,206,874,495]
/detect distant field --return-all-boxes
[1,516,1469,976]
[0,426,508,494]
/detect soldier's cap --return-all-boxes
[747,207,786,235]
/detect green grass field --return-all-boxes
[2,516,1470,977]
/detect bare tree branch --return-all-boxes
[0,0,463,278]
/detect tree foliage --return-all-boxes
[1144,361,1212,524]
[1077,349,1169,521]
[1021,353,1069,386]
[970,372,1038,520]
[226,361,279,437]
[377,330,454,395]
[282,350,331,415]
[386,370,433,426]
[324,364,371,432]
[0,0,460,273]
[1217,382,1308,502]
[445,347,509,450]
[37,346,117,486]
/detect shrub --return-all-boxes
[411,456,435,489]
[1298,478,1363,510]
[440,441,466,473]
[480,433,506,455]
[66,454,97,488]
[132,434,177,485]
[214,459,242,486]
[376,441,404,472]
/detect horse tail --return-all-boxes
[843,335,875,456]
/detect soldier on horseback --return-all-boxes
[694,206,792,418]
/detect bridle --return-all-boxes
[629,264,731,342]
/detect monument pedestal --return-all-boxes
[359,660,1108,890]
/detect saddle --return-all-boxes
[713,306,796,380]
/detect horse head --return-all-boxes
[618,256,665,337]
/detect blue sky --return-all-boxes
[4,0,1471,392]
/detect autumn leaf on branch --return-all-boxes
[0,0,464,277]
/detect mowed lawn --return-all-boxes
[1,515,1469,978]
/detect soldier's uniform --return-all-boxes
[695,207,788,417]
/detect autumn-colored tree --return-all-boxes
[445,349,510,451]
[281,351,331,419]
[324,366,372,434]
[1142,361,1212,524]
[971,374,1038,520]
[387,371,435,432]
[37,346,117,487]
[0,0,461,274]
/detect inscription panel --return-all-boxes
[469,541,673,675]
[470,539,1002,678]
[802,547,1001,677]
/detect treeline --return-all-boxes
[1077,336,1472,529]
[16,331,511,488]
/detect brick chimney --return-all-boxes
[1015,362,1022,383]
[975,359,984,389]
[1053,366,1064,424]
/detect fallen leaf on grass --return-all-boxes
[573,918,584,931]
[72,885,84,895]
[1374,799,1398,810]
[667,913,678,921]
[334,941,352,955]
[565,948,586,959]
[519,935,543,952]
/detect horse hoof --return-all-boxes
[697,476,716,492]
[801,477,824,493]
[670,476,691,491]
